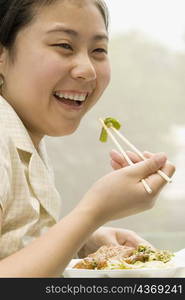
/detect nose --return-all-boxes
[71,53,97,82]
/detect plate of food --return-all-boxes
[63,245,185,278]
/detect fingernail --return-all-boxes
[111,149,119,153]
[154,152,167,165]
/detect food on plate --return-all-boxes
[99,117,121,142]
[73,245,174,270]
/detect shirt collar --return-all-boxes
[0,95,61,221]
[0,95,40,154]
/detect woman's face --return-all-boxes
[1,0,110,145]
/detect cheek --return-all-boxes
[18,50,64,91]
[98,62,111,91]
[88,63,111,110]
[101,63,111,88]
[8,60,60,98]
[29,58,63,87]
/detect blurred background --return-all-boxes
[46,0,185,251]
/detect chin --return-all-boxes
[48,122,80,137]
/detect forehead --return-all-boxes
[29,0,108,39]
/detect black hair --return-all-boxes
[0,0,109,50]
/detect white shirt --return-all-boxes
[0,95,62,259]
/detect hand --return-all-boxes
[78,226,153,258]
[110,149,170,170]
[110,149,143,170]
[77,152,175,223]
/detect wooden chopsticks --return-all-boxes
[99,118,172,194]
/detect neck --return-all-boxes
[27,130,44,151]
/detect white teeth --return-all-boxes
[55,92,87,101]
[64,93,69,99]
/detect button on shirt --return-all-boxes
[0,95,62,259]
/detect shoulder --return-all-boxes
[0,127,15,160]
[0,135,12,213]
[0,128,14,190]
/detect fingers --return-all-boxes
[143,151,154,159]
[160,160,176,177]
[128,153,168,178]
[142,150,175,189]
[116,229,155,250]
[110,150,176,193]
[128,235,155,250]
[110,150,127,168]
[137,239,155,250]
[111,159,123,170]
[144,151,175,176]
[110,149,141,169]
[144,160,175,192]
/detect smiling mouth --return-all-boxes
[53,91,88,108]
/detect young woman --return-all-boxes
[0,0,175,277]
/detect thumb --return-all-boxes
[129,153,167,178]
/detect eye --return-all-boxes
[94,48,108,54]
[52,43,73,50]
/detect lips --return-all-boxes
[55,95,82,107]
[53,90,89,107]
[54,91,88,101]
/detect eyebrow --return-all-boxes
[46,26,109,41]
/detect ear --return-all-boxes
[0,44,7,73]
[0,44,4,61]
